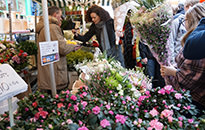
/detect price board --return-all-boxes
[0,64,28,102]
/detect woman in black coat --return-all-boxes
[72,5,125,66]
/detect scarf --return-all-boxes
[96,21,111,51]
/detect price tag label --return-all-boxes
[0,64,28,102]
[39,41,59,66]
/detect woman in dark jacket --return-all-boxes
[72,5,125,66]
[183,17,205,60]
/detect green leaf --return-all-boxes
[88,114,98,125]
[68,123,79,130]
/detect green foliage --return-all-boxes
[135,0,165,10]
[16,41,37,56]
[66,48,93,71]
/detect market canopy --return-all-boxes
[33,0,110,8]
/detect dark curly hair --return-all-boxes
[85,5,111,22]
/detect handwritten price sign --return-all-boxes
[0,64,27,102]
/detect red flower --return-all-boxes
[32,102,38,108]
[18,53,22,56]
[0,59,4,63]
[20,49,24,53]
[23,52,28,57]
[57,103,65,108]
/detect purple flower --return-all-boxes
[115,114,126,124]
[100,119,111,128]
[92,106,101,115]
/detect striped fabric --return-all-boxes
[35,0,104,8]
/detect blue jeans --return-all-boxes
[147,59,155,79]
[107,45,125,67]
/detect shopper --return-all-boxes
[72,5,125,67]
[183,17,205,60]
[169,0,199,65]
[36,6,80,93]
[161,3,205,116]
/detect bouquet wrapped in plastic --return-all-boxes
[131,3,172,65]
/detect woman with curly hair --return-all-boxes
[72,5,125,66]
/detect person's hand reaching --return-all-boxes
[160,65,177,77]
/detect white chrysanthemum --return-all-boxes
[134,90,141,99]
[117,84,122,90]
[119,90,124,96]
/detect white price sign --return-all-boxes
[0,64,28,102]
[39,41,59,66]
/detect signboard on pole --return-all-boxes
[39,41,59,66]
[0,64,28,102]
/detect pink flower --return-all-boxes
[115,114,126,124]
[48,124,53,128]
[122,101,126,104]
[138,118,142,124]
[100,119,111,128]
[138,96,146,102]
[70,95,77,101]
[168,116,173,123]
[66,119,73,124]
[55,94,59,98]
[109,90,113,93]
[66,90,70,94]
[188,119,194,123]
[78,120,83,126]
[81,101,88,108]
[25,107,29,111]
[40,95,45,98]
[106,105,111,110]
[178,117,183,121]
[162,100,166,104]
[92,106,101,115]
[175,93,182,99]
[149,108,159,117]
[78,126,88,130]
[82,92,87,97]
[178,121,183,127]
[161,109,173,118]
[109,110,114,115]
[164,85,172,91]
[147,127,153,130]
[36,128,44,130]
[149,119,164,130]
[177,104,181,107]
[126,96,131,101]
[158,88,165,95]
[74,105,79,112]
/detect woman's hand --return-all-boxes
[160,65,177,77]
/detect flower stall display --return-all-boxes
[130,0,172,65]
[0,40,29,72]
[0,85,204,129]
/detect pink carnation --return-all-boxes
[168,116,173,123]
[115,114,126,124]
[122,101,126,104]
[106,104,111,110]
[109,110,114,115]
[66,119,73,124]
[161,109,173,118]
[188,119,194,123]
[81,101,88,108]
[70,95,77,101]
[178,117,183,121]
[149,119,164,130]
[92,106,101,115]
[178,121,183,127]
[158,88,165,95]
[74,105,79,112]
[149,108,159,117]
[164,85,172,91]
[78,126,89,130]
[175,93,182,99]
[100,119,111,128]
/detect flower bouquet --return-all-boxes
[0,40,29,72]
[130,0,172,65]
